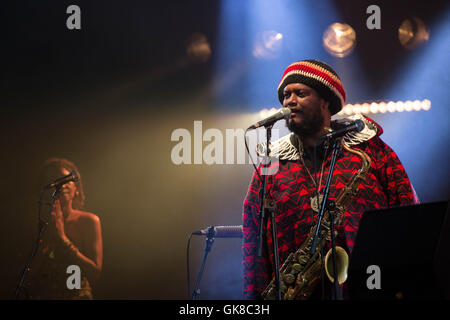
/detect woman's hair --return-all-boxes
[39,158,85,209]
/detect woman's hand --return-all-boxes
[51,200,68,241]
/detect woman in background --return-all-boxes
[25,158,103,299]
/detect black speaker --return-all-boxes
[348,201,450,299]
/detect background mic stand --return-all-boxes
[255,125,281,300]
[14,186,61,299]
[191,226,215,300]
[309,138,341,300]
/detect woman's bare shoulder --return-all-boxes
[73,210,101,226]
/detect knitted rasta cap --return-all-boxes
[277,60,346,115]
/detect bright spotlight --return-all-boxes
[422,99,431,110]
[378,102,387,113]
[343,104,353,115]
[387,101,396,113]
[322,23,356,58]
[398,17,429,50]
[253,30,283,60]
[369,102,379,114]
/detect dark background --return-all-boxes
[1,0,449,299]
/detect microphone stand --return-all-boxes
[256,126,281,300]
[14,186,62,299]
[191,226,215,300]
[309,138,341,300]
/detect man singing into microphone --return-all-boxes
[242,60,418,300]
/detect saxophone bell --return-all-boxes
[324,246,349,285]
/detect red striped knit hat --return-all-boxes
[277,60,346,115]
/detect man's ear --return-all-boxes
[320,99,330,112]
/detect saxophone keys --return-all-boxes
[310,194,324,212]
[285,288,296,300]
[298,255,308,265]
[292,263,302,272]
[326,230,338,240]
[283,273,295,284]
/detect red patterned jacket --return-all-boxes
[242,115,418,299]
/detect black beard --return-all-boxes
[286,111,324,138]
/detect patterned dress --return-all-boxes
[242,115,419,299]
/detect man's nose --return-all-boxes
[284,94,298,107]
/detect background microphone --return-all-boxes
[43,170,79,189]
[318,119,365,140]
[247,107,290,130]
[193,225,243,238]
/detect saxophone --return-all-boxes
[262,139,371,300]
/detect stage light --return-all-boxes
[322,23,356,58]
[343,104,353,116]
[369,103,379,114]
[252,30,283,60]
[186,33,212,63]
[258,100,432,120]
[412,100,422,111]
[360,103,370,114]
[387,101,396,113]
[378,102,387,113]
[336,99,431,116]
[398,17,429,50]
[422,99,431,110]
[404,101,413,112]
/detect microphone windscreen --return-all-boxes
[214,225,243,238]
[355,119,365,132]
[280,107,291,119]
[71,171,79,182]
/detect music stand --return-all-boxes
[348,201,450,299]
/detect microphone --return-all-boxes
[43,170,79,189]
[318,119,365,140]
[248,108,291,130]
[193,225,243,238]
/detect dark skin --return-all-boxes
[46,168,103,284]
[282,83,331,148]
